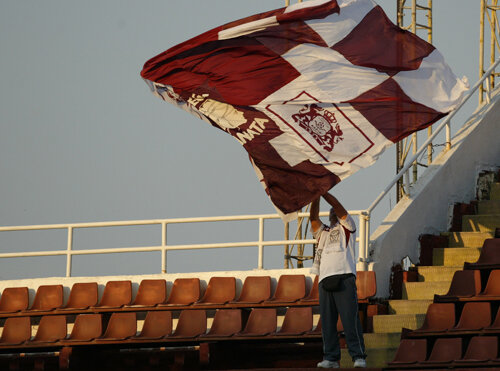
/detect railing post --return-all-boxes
[66,227,73,277]
[258,217,264,269]
[161,222,167,274]
[446,121,451,150]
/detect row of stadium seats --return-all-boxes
[434,268,500,302]
[0,272,376,317]
[0,307,323,348]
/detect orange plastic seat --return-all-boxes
[128,279,166,307]
[356,271,377,301]
[435,270,481,301]
[0,317,31,345]
[0,287,29,313]
[264,275,306,304]
[306,317,322,336]
[201,309,242,338]
[132,311,172,340]
[448,302,491,332]
[92,280,132,309]
[454,336,498,365]
[95,312,137,341]
[30,315,67,343]
[479,269,500,297]
[30,285,64,311]
[299,276,319,303]
[419,337,461,366]
[64,314,102,342]
[60,282,98,310]
[169,310,207,338]
[413,303,456,333]
[275,307,313,336]
[232,276,271,304]
[159,278,200,306]
[236,308,277,337]
[195,277,236,305]
[465,238,500,269]
[388,339,427,366]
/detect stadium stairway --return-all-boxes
[364,171,500,368]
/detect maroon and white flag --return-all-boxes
[141,0,468,220]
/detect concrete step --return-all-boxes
[478,200,500,214]
[364,332,402,349]
[417,265,462,282]
[372,313,426,333]
[403,281,451,300]
[445,231,494,248]
[491,183,500,200]
[341,347,397,368]
[432,247,481,266]
[388,299,432,315]
[462,214,500,232]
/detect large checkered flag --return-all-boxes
[141,0,468,221]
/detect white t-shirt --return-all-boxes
[312,214,357,283]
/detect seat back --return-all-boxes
[443,270,481,297]
[356,271,376,300]
[389,339,427,364]
[32,315,67,343]
[63,282,98,310]
[235,276,271,303]
[426,337,461,363]
[0,287,29,313]
[474,238,500,265]
[0,317,31,345]
[416,303,456,332]
[30,285,64,311]
[267,275,305,303]
[163,278,200,305]
[95,281,132,308]
[100,312,137,340]
[452,302,491,331]
[131,279,166,306]
[67,314,102,341]
[300,275,319,302]
[239,308,276,336]
[277,307,313,335]
[204,309,242,337]
[462,336,498,361]
[136,311,172,339]
[196,277,236,305]
[481,269,500,296]
[171,310,207,338]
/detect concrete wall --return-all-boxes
[369,93,500,298]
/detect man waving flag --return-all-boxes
[141,0,468,221]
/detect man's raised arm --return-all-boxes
[322,192,348,220]
[310,197,322,233]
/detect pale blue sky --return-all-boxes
[0,1,480,278]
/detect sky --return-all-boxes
[0,0,481,279]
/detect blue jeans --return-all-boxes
[319,275,366,362]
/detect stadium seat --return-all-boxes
[0,287,29,313]
[275,306,313,336]
[465,238,500,269]
[169,310,207,338]
[483,306,500,332]
[92,280,132,309]
[195,277,236,305]
[263,275,306,304]
[231,276,271,304]
[305,317,322,336]
[419,337,462,366]
[63,314,102,342]
[454,336,498,365]
[388,339,427,366]
[59,282,98,310]
[30,315,67,343]
[159,278,200,306]
[413,303,456,333]
[299,275,319,303]
[236,308,277,337]
[434,270,481,301]
[448,302,491,332]
[0,317,31,345]
[29,285,64,311]
[356,271,377,301]
[478,269,500,297]
[95,312,137,341]
[132,311,172,340]
[201,309,242,337]
[128,279,166,307]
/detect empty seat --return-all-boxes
[30,315,67,343]
[0,287,29,313]
[483,306,500,332]
[201,309,242,338]
[95,312,137,341]
[159,278,200,306]
[454,336,498,365]
[388,339,427,366]
[413,303,456,333]
[132,311,172,340]
[0,317,31,345]
[448,302,491,332]
[236,308,277,337]
[128,279,166,307]
[275,307,313,336]
[299,276,319,303]
[30,285,64,311]
[169,310,207,338]
[231,276,271,304]
[434,270,481,301]
[419,337,462,366]
[264,275,306,304]
[60,282,98,310]
[64,314,102,342]
[356,271,377,301]
[195,277,236,305]
[92,280,132,309]
[479,269,500,297]
[465,238,500,269]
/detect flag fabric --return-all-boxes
[141,0,468,220]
